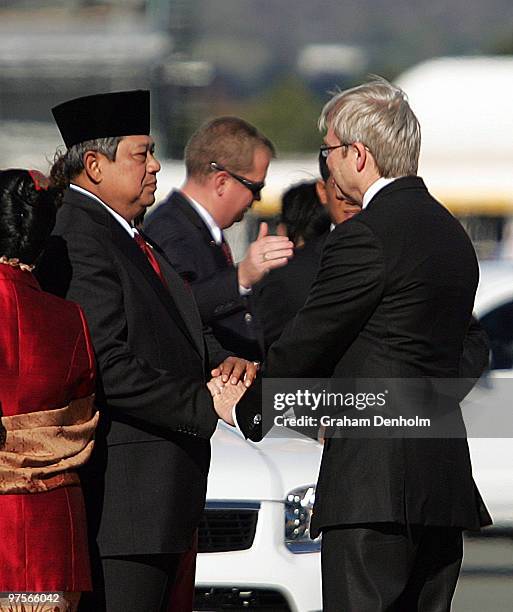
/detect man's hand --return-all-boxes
[238,222,294,288]
[207,375,247,426]
[211,356,259,387]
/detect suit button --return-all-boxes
[253,414,261,425]
[244,312,253,323]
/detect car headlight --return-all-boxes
[284,485,321,553]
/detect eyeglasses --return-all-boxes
[320,142,371,158]
[209,161,265,201]
[319,143,351,158]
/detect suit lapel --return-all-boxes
[64,189,203,358]
[171,191,229,267]
[170,191,209,233]
[110,221,204,357]
[142,231,205,360]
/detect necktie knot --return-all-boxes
[133,232,148,249]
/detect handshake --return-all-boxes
[207,357,259,426]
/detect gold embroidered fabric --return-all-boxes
[0,255,35,272]
[0,395,98,494]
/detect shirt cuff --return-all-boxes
[239,285,252,296]
[231,405,245,437]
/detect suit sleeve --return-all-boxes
[236,220,385,440]
[253,273,293,351]
[203,325,234,370]
[459,316,490,379]
[61,232,218,439]
[453,315,490,401]
[146,217,245,324]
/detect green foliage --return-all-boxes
[489,30,513,55]
[238,76,324,155]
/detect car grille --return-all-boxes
[198,503,259,553]
[194,587,291,610]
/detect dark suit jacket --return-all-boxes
[144,190,264,361]
[236,177,491,534]
[37,188,228,556]
[253,233,328,351]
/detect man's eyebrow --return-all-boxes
[134,141,154,151]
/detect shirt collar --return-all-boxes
[186,195,223,244]
[70,184,136,237]
[362,177,398,210]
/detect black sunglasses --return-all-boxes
[210,161,265,200]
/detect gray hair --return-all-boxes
[318,77,421,177]
[50,137,123,190]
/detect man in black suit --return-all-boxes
[38,91,256,612]
[214,78,491,611]
[144,117,294,363]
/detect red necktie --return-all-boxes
[134,232,167,286]
[221,239,233,266]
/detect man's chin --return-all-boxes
[142,196,156,209]
[234,209,249,224]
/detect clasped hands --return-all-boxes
[208,356,258,426]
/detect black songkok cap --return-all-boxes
[52,90,150,149]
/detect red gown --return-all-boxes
[0,264,95,592]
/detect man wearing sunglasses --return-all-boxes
[144,116,293,362]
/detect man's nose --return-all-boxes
[148,152,161,173]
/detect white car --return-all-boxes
[195,260,513,611]
[465,260,513,530]
[195,425,323,611]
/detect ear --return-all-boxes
[213,171,229,197]
[316,179,328,206]
[354,142,368,173]
[82,151,104,184]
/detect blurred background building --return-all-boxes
[2,0,513,256]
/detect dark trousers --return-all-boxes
[321,523,463,612]
[79,553,181,612]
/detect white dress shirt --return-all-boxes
[362,177,398,209]
[70,184,137,237]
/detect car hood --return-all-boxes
[206,422,323,503]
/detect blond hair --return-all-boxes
[185,116,275,181]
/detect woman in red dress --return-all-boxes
[0,169,98,611]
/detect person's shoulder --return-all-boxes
[145,193,194,234]
[328,216,377,242]
[37,287,85,328]
[54,199,109,240]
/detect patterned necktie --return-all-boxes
[133,232,167,286]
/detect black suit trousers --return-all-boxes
[79,553,181,612]
[321,523,463,612]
